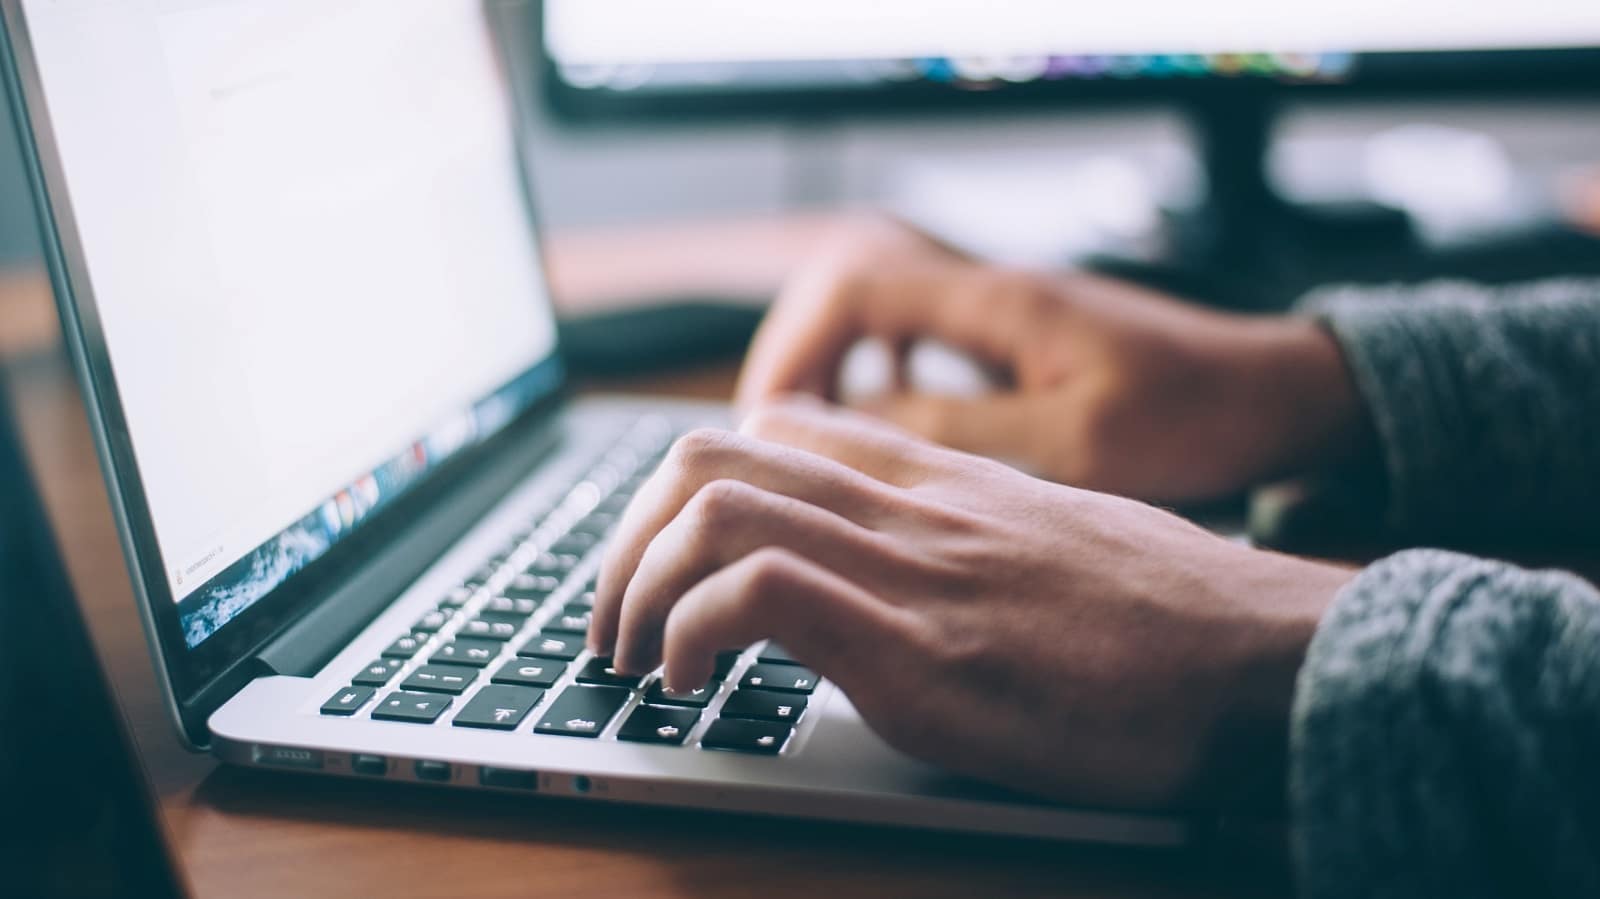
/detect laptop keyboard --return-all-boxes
[317,419,820,756]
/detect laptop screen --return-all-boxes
[16,0,559,648]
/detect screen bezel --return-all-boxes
[1,0,569,744]
[537,5,1600,125]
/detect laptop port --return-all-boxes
[478,767,538,790]
[414,760,452,782]
[351,754,387,776]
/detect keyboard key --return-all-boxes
[570,512,619,538]
[756,642,803,666]
[351,657,403,687]
[740,663,818,694]
[720,689,807,724]
[372,691,452,724]
[431,637,502,668]
[483,596,540,617]
[711,650,743,681]
[525,552,581,576]
[412,609,452,633]
[491,658,566,689]
[439,586,475,609]
[401,664,477,695]
[544,607,591,635]
[516,632,583,661]
[321,685,375,716]
[549,532,599,555]
[459,618,520,641]
[504,573,561,599]
[381,632,429,659]
[574,656,643,688]
[533,686,629,738]
[617,705,699,745]
[643,679,718,708]
[453,685,543,730]
[701,718,792,755]
[570,590,596,609]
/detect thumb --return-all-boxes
[854,392,1046,469]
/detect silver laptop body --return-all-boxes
[1,0,1185,846]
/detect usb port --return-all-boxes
[351,754,387,776]
[479,767,538,790]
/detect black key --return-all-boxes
[721,689,807,724]
[756,642,803,666]
[570,512,618,538]
[569,590,596,609]
[467,561,502,585]
[516,631,583,661]
[459,618,520,641]
[371,691,451,724]
[351,657,403,687]
[617,705,699,745]
[491,658,566,688]
[533,686,629,737]
[400,664,477,695]
[700,718,791,754]
[453,684,543,730]
[544,605,591,635]
[504,573,561,599]
[439,586,475,609]
[550,532,599,555]
[574,656,643,688]
[525,552,581,576]
[412,608,452,633]
[381,632,429,659]
[431,637,502,667]
[483,595,540,617]
[712,650,743,681]
[321,685,375,716]
[740,663,818,694]
[642,679,718,708]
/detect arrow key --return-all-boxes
[643,678,718,708]
[372,691,452,724]
[617,704,699,745]
[453,684,544,731]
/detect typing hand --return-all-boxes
[591,399,1352,808]
[736,215,1369,503]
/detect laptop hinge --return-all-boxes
[253,413,568,678]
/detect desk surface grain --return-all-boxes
[1,261,1273,899]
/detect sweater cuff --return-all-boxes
[1289,548,1600,898]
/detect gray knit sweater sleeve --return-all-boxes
[1299,277,1600,541]
[1286,279,1600,896]
[1291,550,1600,898]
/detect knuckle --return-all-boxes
[732,547,801,614]
[686,478,756,533]
[739,402,798,441]
[668,427,738,474]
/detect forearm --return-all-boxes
[1298,277,1600,542]
[1290,549,1600,898]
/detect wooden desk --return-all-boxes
[0,239,1268,898]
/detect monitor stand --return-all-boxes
[1088,89,1600,311]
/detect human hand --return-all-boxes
[591,399,1353,808]
[736,215,1370,503]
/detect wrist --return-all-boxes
[1198,550,1354,810]
[1229,316,1375,483]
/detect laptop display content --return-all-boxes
[12,0,561,651]
[0,382,188,898]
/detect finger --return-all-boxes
[611,479,906,674]
[739,396,948,486]
[658,546,921,696]
[735,263,1037,410]
[591,427,898,655]
[855,392,1046,468]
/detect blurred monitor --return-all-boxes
[540,0,1600,119]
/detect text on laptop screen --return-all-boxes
[20,0,559,646]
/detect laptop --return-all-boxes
[0,0,1184,845]
[0,376,188,897]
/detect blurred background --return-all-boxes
[5,0,1600,359]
